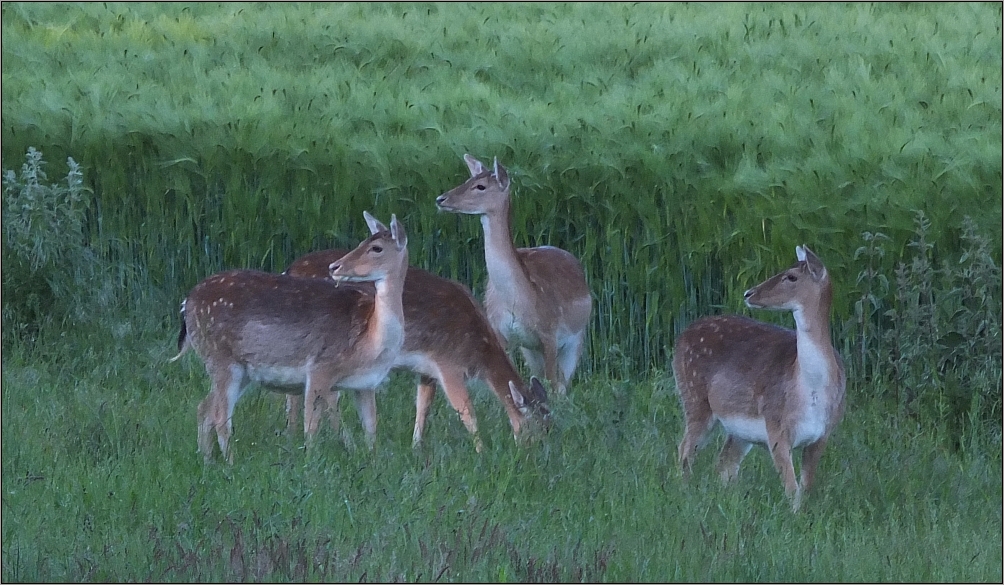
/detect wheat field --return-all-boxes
[1,2,1001,581]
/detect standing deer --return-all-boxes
[171,212,409,463]
[283,249,550,450]
[673,245,846,511]
[436,154,592,395]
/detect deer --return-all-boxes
[435,154,592,396]
[170,212,409,463]
[281,249,551,451]
[672,245,846,512]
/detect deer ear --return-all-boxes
[364,211,387,235]
[390,214,407,250]
[509,380,528,410]
[529,376,547,402]
[797,245,826,280]
[493,158,510,190]
[463,153,486,177]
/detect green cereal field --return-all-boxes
[2,2,1001,581]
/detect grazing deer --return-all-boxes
[436,154,592,395]
[170,212,409,463]
[282,249,550,451]
[673,245,846,511]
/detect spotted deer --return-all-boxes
[673,245,846,511]
[171,212,408,462]
[436,154,592,395]
[282,250,550,451]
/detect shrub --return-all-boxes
[852,211,1002,437]
[2,147,95,345]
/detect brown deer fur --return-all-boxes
[172,213,408,462]
[283,249,550,449]
[672,245,846,511]
[436,154,592,395]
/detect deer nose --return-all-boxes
[743,288,754,299]
[328,261,341,274]
[435,194,447,205]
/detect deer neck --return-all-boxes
[366,264,407,358]
[480,199,531,297]
[482,352,526,418]
[792,294,838,392]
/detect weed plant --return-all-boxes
[849,211,1002,435]
[1,147,98,345]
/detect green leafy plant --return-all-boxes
[2,147,94,344]
[853,230,891,380]
[2,147,86,270]
[864,211,1003,433]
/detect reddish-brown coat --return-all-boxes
[284,249,550,447]
[673,246,846,511]
[436,154,592,395]
[174,213,409,462]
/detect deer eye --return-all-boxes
[371,245,383,253]
[475,184,486,191]
[786,274,798,282]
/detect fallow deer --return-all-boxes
[282,249,550,450]
[436,154,592,395]
[171,212,409,462]
[673,245,846,511]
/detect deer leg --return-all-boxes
[437,368,482,452]
[677,394,714,477]
[412,375,437,448]
[674,381,714,477]
[799,437,829,495]
[354,389,378,450]
[303,376,326,447]
[199,364,246,464]
[323,390,342,435]
[541,337,563,395]
[197,392,222,464]
[766,429,801,511]
[716,435,753,483]
[557,331,585,392]
[285,394,301,437]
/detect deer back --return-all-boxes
[286,249,527,381]
[673,314,797,418]
[184,270,375,376]
[510,245,592,332]
[674,245,845,444]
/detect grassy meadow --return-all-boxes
[2,2,1002,582]
[2,321,1002,582]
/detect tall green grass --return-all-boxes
[2,2,1001,376]
[1,325,1000,581]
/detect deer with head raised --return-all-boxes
[282,249,551,450]
[171,212,408,463]
[436,154,592,396]
[673,245,846,511]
